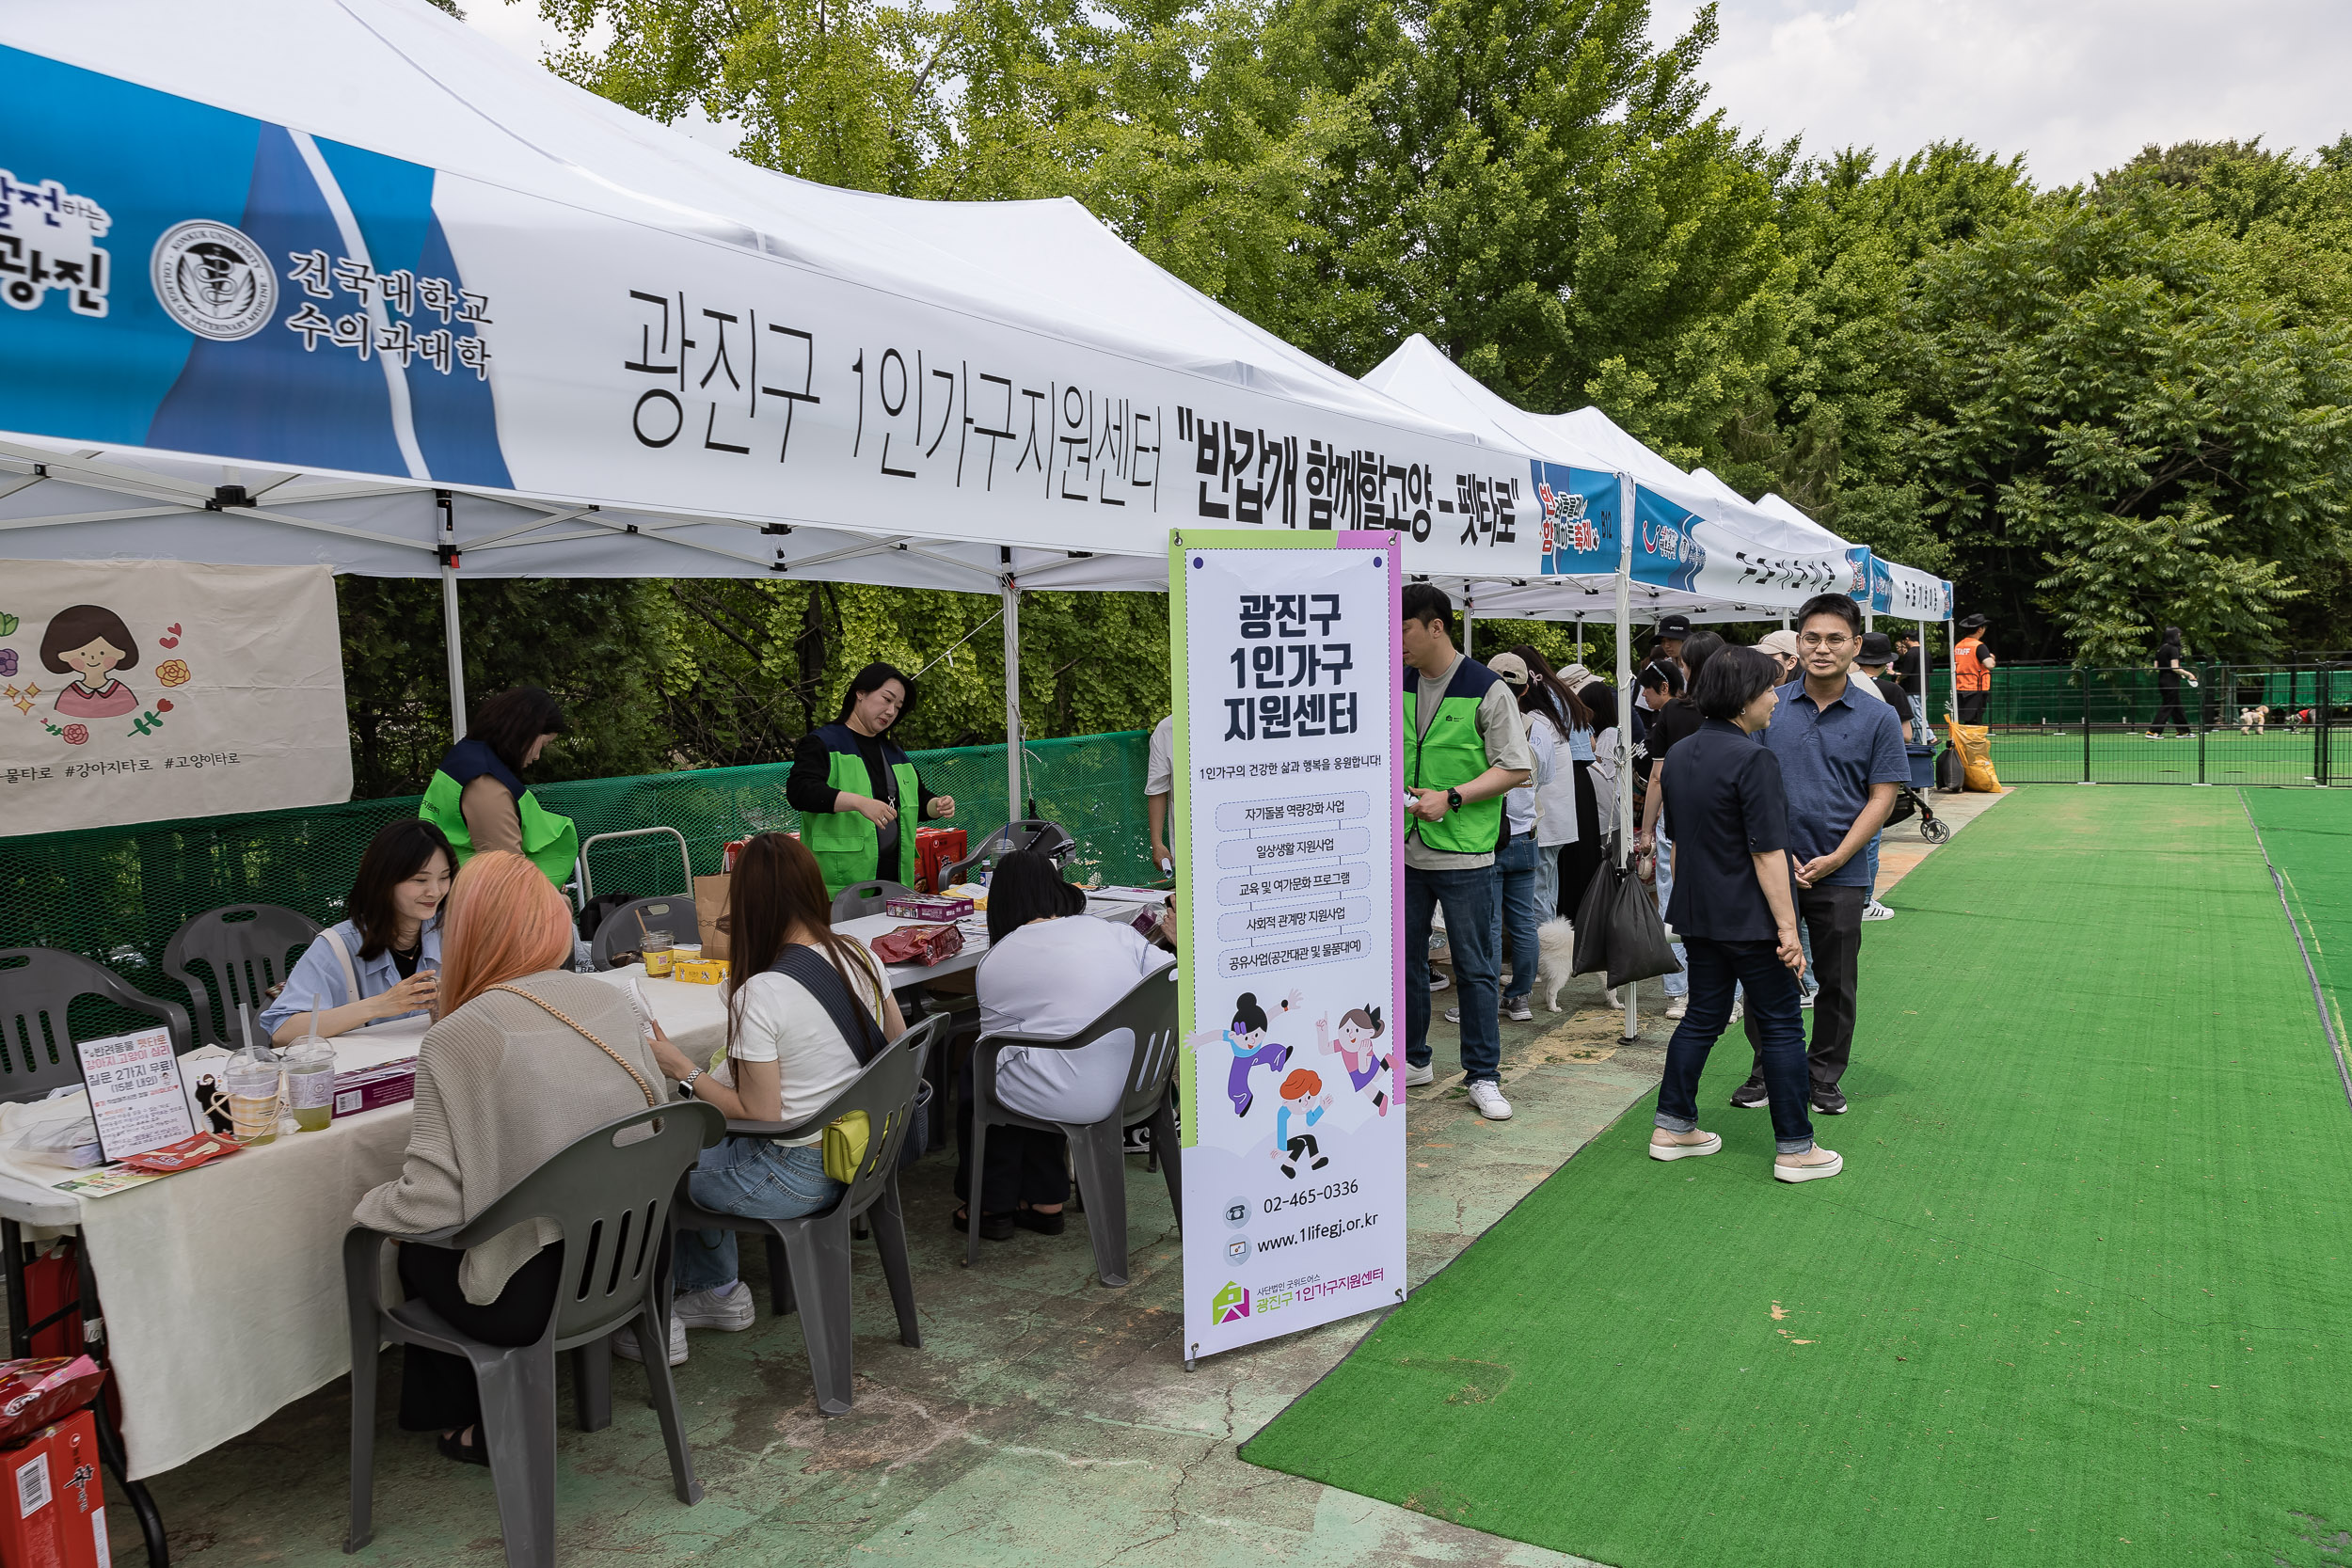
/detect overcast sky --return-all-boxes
[466,1,2352,188]
[1650,0,2352,186]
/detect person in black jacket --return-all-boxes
[787,663,956,895]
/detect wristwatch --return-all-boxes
[676,1068,703,1101]
[1446,787,1463,813]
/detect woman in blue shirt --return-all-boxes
[261,819,455,1044]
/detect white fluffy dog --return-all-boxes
[1534,917,1579,1013]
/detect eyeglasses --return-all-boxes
[1797,633,1855,649]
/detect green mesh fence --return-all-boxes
[0,731,1155,1012]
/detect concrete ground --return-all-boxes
[108,789,2010,1568]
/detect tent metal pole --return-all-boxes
[440,564,466,740]
[1462,587,1474,659]
[1002,577,1022,821]
[1916,620,1930,744]
[1615,474,1637,1044]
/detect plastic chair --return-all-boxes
[669,1013,946,1417]
[940,821,1076,886]
[342,1100,724,1567]
[162,902,323,1047]
[830,880,914,923]
[964,964,1181,1286]
[587,895,700,971]
[0,947,194,1101]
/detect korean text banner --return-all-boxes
[0,562,351,836]
[0,41,1540,579]
[1530,461,1619,577]
[1171,531,1406,1360]
[1626,485,1866,604]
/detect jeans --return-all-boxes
[1495,833,1545,1004]
[1864,832,1882,902]
[1656,937,1813,1153]
[675,1136,844,1294]
[1532,841,1560,932]
[1406,863,1502,1084]
[1742,882,1867,1096]
[1655,833,1688,998]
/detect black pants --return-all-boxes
[955,1051,1070,1214]
[1558,761,1606,919]
[1741,882,1867,1096]
[1956,689,1989,725]
[395,1243,565,1433]
[2153,676,2187,734]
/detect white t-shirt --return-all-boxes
[713,941,885,1146]
[981,916,1174,1123]
[1146,715,1175,798]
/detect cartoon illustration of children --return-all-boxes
[41,604,140,720]
[1206,989,1301,1117]
[1316,1005,1392,1117]
[1270,1069,1332,1179]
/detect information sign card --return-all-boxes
[73,1027,196,1163]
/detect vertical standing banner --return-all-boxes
[1171,528,1406,1361]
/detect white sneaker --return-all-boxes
[1729,998,1744,1022]
[1428,972,1451,992]
[1604,987,1621,1008]
[674,1281,755,1332]
[1862,900,1895,921]
[1403,1060,1436,1087]
[612,1313,688,1366]
[1503,997,1534,1022]
[1443,1006,1462,1023]
[1466,1080,1513,1120]
[1665,997,1687,1021]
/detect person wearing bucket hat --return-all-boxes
[1953,613,1994,725]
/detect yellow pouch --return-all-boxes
[821,1110,870,1183]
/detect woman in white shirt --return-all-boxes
[642,832,905,1362]
[959,851,1174,1241]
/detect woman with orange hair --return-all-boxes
[353,850,671,1467]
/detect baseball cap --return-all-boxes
[1756,629,1799,659]
[1656,613,1693,639]
[1486,651,1532,689]
[1858,631,1894,664]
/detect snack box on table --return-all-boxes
[0,1407,107,1568]
[332,1059,418,1119]
[673,958,730,985]
[915,828,967,893]
[883,895,974,923]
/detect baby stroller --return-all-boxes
[1884,783,1950,844]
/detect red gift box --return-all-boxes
[915,828,967,894]
[0,1408,108,1568]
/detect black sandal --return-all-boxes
[1014,1208,1066,1235]
[437,1430,490,1467]
[949,1207,1016,1242]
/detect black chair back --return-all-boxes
[588,895,700,971]
[0,947,195,1101]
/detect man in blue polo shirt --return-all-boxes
[1730,593,1908,1117]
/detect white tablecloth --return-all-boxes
[0,899,1153,1481]
[0,968,723,1481]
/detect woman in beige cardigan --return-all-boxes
[353,850,670,1466]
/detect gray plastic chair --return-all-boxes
[0,947,194,1101]
[964,964,1181,1286]
[587,895,700,971]
[670,1013,946,1417]
[830,879,915,923]
[940,820,1075,886]
[162,902,323,1047]
[342,1100,724,1567]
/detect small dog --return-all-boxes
[1534,917,1578,1014]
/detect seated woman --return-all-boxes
[419,687,579,887]
[958,851,1175,1241]
[351,851,670,1466]
[637,832,906,1362]
[260,818,454,1046]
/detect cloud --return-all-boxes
[1653,0,2352,185]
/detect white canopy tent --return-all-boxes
[0,0,1550,818]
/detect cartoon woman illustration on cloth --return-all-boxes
[1192,989,1302,1117]
[1316,1005,1392,1117]
[41,604,140,720]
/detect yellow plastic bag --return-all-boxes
[1944,719,2003,793]
[821,1110,870,1183]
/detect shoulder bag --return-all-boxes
[766,945,930,1179]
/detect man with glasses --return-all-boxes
[1728,594,1908,1117]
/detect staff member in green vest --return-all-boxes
[1398,584,1533,1122]
[418,687,580,888]
[787,663,956,896]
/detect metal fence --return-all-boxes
[1942,664,2345,787]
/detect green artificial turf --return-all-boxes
[1973,729,2325,786]
[1242,787,2352,1567]
[2241,789,2352,1052]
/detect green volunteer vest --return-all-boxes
[1402,660,1505,856]
[418,738,580,887]
[803,723,922,895]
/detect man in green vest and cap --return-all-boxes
[1399,583,1534,1120]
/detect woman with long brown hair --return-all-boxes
[354,851,669,1466]
[639,832,906,1360]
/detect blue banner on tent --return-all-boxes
[1531,460,1617,576]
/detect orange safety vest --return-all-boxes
[1955,637,1991,691]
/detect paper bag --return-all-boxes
[693,875,731,960]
